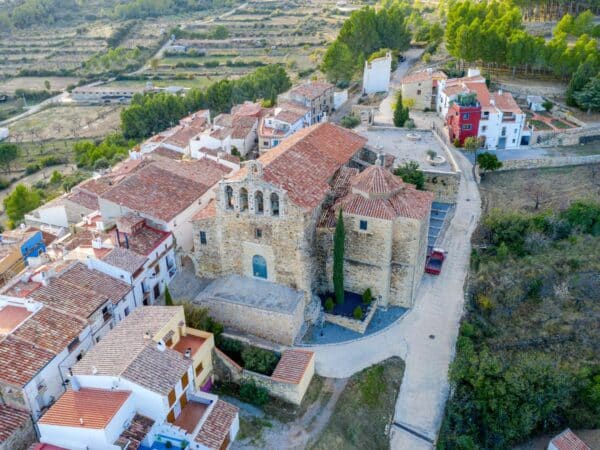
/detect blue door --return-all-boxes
[252,255,267,279]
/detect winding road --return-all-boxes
[306,148,481,448]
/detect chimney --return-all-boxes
[79,418,84,426]
[156,340,166,352]
[143,331,151,340]
[184,347,192,358]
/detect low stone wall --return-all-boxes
[323,302,377,334]
[194,296,304,345]
[533,123,600,147]
[0,415,35,450]
[423,169,460,203]
[214,349,314,405]
[496,154,600,171]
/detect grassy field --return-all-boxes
[310,358,404,450]
[479,165,600,214]
[7,105,123,141]
[0,77,79,94]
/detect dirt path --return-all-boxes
[231,378,348,450]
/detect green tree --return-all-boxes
[567,58,598,106]
[333,209,345,304]
[477,152,503,172]
[209,25,229,39]
[393,91,409,127]
[574,76,600,113]
[321,41,355,84]
[164,285,173,306]
[3,184,41,227]
[394,161,425,190]
[0,143,19,174]
[241,346,280,375]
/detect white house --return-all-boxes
[527,95,546,112]
[0,127,9,141]
[258,101,311,152]
[0,295,93,420]
[38,307,239,450]
[363,51,392,94]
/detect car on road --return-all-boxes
[399,55,406,62]
[425,248,445,275]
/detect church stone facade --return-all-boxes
[192,123,433,309]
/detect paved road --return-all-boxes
[306,149,481,449]
[373,47,425,126]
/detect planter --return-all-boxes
[426,154,446,166]
[406,132,421,141]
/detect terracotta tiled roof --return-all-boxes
[0,305,32,335]
[114,413,155,450]
[152,146,184,160]
[57,262,131,305]
[110,223,171,257]
[550,429,591,450]
[193,199,217,221]
[0,404,31,442]
[73,306,190,395]
[231,116,257,139]
[100,161,230,222]
[230,123,366,210]
[66,190,99,211]
[351,165,405,195]
[195,400,239,449]
[12,306,87,354]
[492,90,522,114]
[289,82,333,100]
[401,70,447,84]
[271,349,314,384]
[102,247,147,274]
[0,335,55,387]
[29,277,108,321]
[39,388,131,429]
[231,101,263,117]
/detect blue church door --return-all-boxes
[252,255,267,279]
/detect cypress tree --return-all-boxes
[164,285,174,306]
[333,209,345,304]
[393,91,408,127]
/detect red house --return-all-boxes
[446,93,481,145]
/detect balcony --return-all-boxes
[172,331,208,360]
[173,399,210,434]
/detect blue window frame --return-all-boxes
[199,231,207,245]
[359,220,368,231]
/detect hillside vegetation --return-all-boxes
[438,168,600,449]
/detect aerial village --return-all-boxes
[1,1,600,450]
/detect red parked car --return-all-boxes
[425,248,446,275]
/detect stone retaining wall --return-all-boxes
[496,154,600,171]
[323,301,377,334]
[423,170,460,203]
[214,349,315,405]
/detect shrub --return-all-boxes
[49,171,63,184]
[453,138,461,147]
[0,177,9,190]
[93,157,110,170]
[394,161,425,190]
[219,337,243,363]
[353,305,363,320]
[25,163,40,175]
[241,346,280,375]
[39,155,63,167]
[325,297,335,312]
[340,114,360,128]
[362,288,372,304]
[239,380,269,406]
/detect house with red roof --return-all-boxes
[437,68,531,149]
[191,122,433,329]
[548,429,591,450]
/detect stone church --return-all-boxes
[191,123,434,309]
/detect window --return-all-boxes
[168,388,176,407]
[255,228,262,238]
[76,353,84,361]
[195,362,204,377]
[462,113,470,120]
[417,89,422,95]
[359,220,368,231]
[263,141,269,146]
[199,231,207,245]
[255,191,264,214]
[181,372,189,390]
[482,112,489,119]
[124,307,130,317]
[225,186,233,210]
[501,127,507,136]
[462,124,472,130]
[481,125,487,132]
[239,188,249,211]
[154,262,160,274]
[67,337,80,353]
[270,193,279,216]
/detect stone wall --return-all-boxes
[495,154,600,171]
[323,301,377,334]
[192,161,317,299]
[532,123,600,147]
[0,415,36,450]
[214,349,315,405]
[194,296,304,345]
[423,170,460,203]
